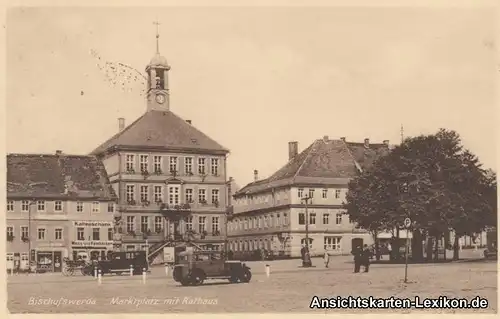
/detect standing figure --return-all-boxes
[323,251,330,268]
[362,244,371,272]
[352,245,362,273]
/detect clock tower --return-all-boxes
[146,21,170,112]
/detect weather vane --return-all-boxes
[153,19,161,54]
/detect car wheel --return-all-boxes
[239,269,251,283]
[190,270,205,286]
[229,275,239,283]
[180,278,191,286]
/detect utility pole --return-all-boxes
[301,195,313,267]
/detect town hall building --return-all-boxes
[91,29,230,263]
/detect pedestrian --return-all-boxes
[323,251,330,268]
[352,245,362,273]
[362,244,371,273]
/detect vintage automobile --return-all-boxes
[93,251,149,276]
[172,250,252,286]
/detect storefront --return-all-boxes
[30,243,68,272]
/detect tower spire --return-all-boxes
[153,19,160,54]
[400,124,404,143]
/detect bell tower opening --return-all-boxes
[145,20,171,112]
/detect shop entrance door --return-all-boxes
[53,251,62,272]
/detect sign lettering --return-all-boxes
[71,241,114,247]
[73,221,113,227]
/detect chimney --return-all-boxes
[364,138,370,148]
[323,135,329,142]
[118,118,125,132]
[55,150,62,156]
[186,120,192,125]
[383,140,389,146]
[340,137,346,142]
[288,141,298,160]
[253,170,259,182]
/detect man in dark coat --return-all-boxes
[352,245,362,273]
[362,244,371,272]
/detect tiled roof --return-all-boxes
[235,138,390,196]
[7,154,117,200]
[91,110,229,155]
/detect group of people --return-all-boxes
[352,244,371,273]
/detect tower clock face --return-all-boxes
[155,94,165,104]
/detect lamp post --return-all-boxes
[301,195,313,267]
[28,199,36,272]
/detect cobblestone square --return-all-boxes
[7,258,497,313]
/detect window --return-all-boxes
[323,213,329,224]
[126,216,135,232]
[309,213,316,225]
[153,155,162,173]
[284,213,288,225]
[140,155,149,173]
[54,201,62,211]
[154,216,163,233]
[76,201,83,212]
[335,189,341,199]
[298,213,305,225]
[301,238,313,249]
[21,226,28,239]
[198,158,206,175]
[211,189,219,204]
[55,228,63,240]
[185,157,193,174]
[92,202,99,213]
[7,226,13,237]
[126,185,135,203]
[269,215,274,227]
[38,228,46,240]
[198,216,206,233]
[168,186,180,205]
[154,185,163,203]
[107,202,114,213]
[297,188,304,198]
[210,158,219,176]
[140,185,149,202]
[212,217,220,233]
[308,189,315,198]
[185,188,193,203]
[140,216,149,233]
[322,189,328,198]
[276,213,281,226]
[185,216,193,231]
[169,156,178,173]
[21,200,29,212]
[77,227,85,240]
[7,200,14,211]
[92,228,100,240]
[324,236,341,250]
[198,189,206,203]
[336,213,342,225]
[264,216,269,228]
[126,154,135,172]
[37,200,45,212]
[108,228,113,240]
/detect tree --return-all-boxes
[344,129,496,262]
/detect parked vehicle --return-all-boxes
[93,251,148,276]
[172,250,251,286]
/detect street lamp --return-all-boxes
[301,195,313,267]
[28,199,36,272]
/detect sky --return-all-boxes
[6,6,497,187]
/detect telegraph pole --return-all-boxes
[301,195,313,267]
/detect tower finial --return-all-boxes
[400,124,404,143]
[153,19,161,54]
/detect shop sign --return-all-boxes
[163,247,175,263]
[73,221,113,227]
[71,241,113,247]
[38,242,65,247]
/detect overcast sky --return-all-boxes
[6,6,496,187]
